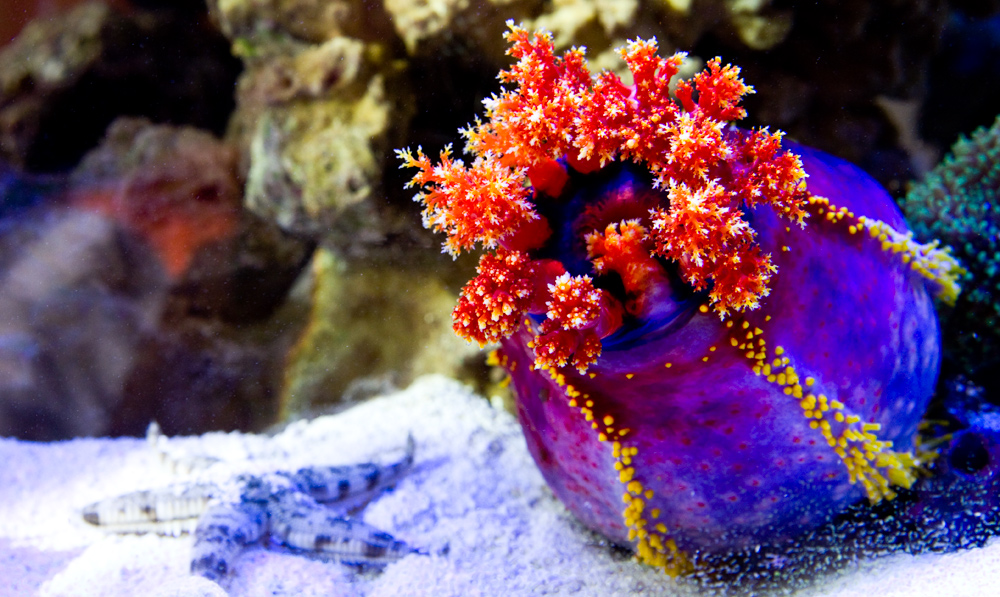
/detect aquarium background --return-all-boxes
[0,0,998,595]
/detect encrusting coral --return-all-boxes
[399,23,962,573]
[901,114,1000,379]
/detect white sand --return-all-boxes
[1,375,998,597]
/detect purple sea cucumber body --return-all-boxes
[500,141,941,552]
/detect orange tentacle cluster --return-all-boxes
[674,57,752,121]
[397,146,536,256]
[586,220,672,318]
[587,220,655,293]
[398,21,815,367]
[534,273,606,372]
[649,181,773,314]
[464,27,592,168]
[452,248,538,346]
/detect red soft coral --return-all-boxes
[574,71,634,166]
[534,329,603,373]
[618,39,686,161]
[570,38,792,315]
[544,272,604,330]
[706,243,777,313]
[655,111,731,188]
[580,44,801,314]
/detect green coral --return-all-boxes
[901,114,1000,376]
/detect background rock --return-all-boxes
[0,2,242,172]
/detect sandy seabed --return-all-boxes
[1,375,998,597]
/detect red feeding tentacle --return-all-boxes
[452,248,539,346]
[648,180,775,315]
[617,39,685,163]
[689,58,754,122]
[586,220,673,319]
[465,23,593,168]
[527,158,570,197]
[732,128,810,226]
[533,273,621,372]
[574,71,634,166]
[397,147,536,256]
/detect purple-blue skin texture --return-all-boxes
[499,140,941,558]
